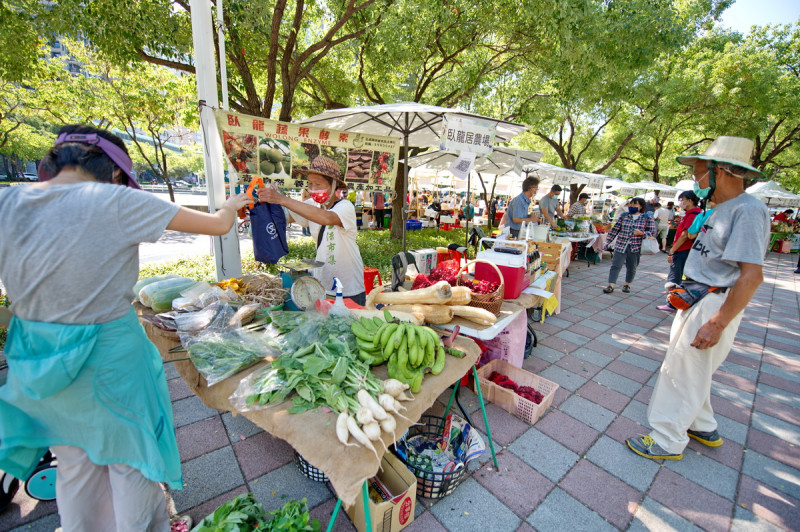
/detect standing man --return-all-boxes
[645,196,659,213]
[507,176,541,238]
[373,190,385,230]
[654,202,672,252]
[567,192,590,218]
[627,137,769,460]
[538,185,564,229]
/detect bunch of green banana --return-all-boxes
[350,312,394,365]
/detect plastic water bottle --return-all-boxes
[329,277,350,317]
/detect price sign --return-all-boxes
[619,187,636,196]
[554,173,572,186]
[588,176,605,190]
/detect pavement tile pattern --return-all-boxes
[3,252,799,531]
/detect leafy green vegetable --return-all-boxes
[268,310,311,334]
[191,493,268,532]
[185,330,278,386]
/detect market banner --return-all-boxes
[214,109,399,194]
[553,173,572,186]
[439,114,496,157]
[587,176,605,190]
[449,151,477,179]
[619,187,636,196]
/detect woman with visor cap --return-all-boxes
[0,124,250,531]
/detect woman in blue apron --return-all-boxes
[0,125,250,531]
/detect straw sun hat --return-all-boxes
[299,155,347,189]
[676,136,765,180]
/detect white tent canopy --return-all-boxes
[407,147,543,174]
[746,181,800,207]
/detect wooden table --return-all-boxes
[137,308,480,507]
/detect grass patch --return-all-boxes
[140,228,474,286]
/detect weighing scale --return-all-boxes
[279,259,325,311]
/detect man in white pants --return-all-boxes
[626,136,769,460]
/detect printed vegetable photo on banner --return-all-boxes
[215,110,399,195]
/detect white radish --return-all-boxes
[396,390,415,402]
[379,415,398,443]
[337,411,356,447]
[357,389,388,421]
[362,421,382,441]
[346,415,380,463]
[356,406,375,425]
[382,379,409,398]
[378,394,414,422]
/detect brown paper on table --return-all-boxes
[137,307,479,507]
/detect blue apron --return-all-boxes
[0,307,182,489]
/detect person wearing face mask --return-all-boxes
[259,156,366,305]
[538,185,564,229]
[656,191,702,312]
[627,136,769,461]
[601,197,657,293]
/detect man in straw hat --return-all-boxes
[626,136,770,461]
[259,155,366,304]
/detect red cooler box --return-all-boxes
[475,239,530,299]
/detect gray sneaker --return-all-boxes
[626,435,683,461]
[687,428,724,447]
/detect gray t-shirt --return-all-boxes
[0,182,180,324]
[538,194,558,221]
[684,193,769,287]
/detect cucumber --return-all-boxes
[132,274,180,302]
[150,280,201,312]
[139,277,194,308]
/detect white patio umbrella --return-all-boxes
[746,180,800,207]
[300,102,528,251]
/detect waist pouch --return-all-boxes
[667,281,727,311]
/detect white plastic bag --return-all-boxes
[640,237,659,255]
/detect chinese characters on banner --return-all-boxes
[553,173,572,186]
[587,176,605,190]
[439,114,497,157]
[214,109,399,194]
[619,187,636,196]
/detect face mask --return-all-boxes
[628,206,639,214]
[693,181,711,199]
[310,189,330,204]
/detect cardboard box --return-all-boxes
[410,248,437,276]
[346,453,416,532]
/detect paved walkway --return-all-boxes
[3,252,799,531]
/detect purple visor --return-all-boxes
[38,132,140,189]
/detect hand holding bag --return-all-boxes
[250,201,289,264]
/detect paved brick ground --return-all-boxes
[3,252,799,531]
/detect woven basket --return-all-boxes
[457,259,504,316]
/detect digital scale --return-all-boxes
[279,259,326,311]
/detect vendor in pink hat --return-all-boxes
[626,136,769,461]
[258,156,366,305]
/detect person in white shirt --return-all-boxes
[654,203,673,252]
[259,156,366,304]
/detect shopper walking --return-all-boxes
[602,197,657,293]
[654,202,672,251]
[627,136,769,461]
[0,125,251,530]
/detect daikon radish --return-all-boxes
[356,407,374,426]
[382,379,409,398]
[347,415,380,462]
[379,415,398,443]
[362,421,382,441]
[446,286,472,306]
[357,390,388,421]
[337,411,356,447]
[449,305,497,325]
[373,281,452,305]
[382,304,453,325]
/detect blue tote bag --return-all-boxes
[250,202,289,264]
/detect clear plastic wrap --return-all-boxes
[228,366,289,412]
[179,327,280,386]
[173,301,237,333]
[278,312,357,355]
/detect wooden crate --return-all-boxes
[475,359,559,425]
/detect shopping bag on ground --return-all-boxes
[640,237,659,255]
[250,202,289,264]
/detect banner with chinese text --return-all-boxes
[439,114,496,157]
[214,110,399,194]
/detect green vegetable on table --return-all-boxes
[191,494,320,532]
[186,331,277,387]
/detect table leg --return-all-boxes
[326,499,343,532]
[472,365,499,469]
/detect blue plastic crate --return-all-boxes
[406,220,423,230]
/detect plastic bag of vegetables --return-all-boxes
[180,328,280,386]
[278,311,357,355]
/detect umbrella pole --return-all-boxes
[466,170,471,252]
[402,115,410,252]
